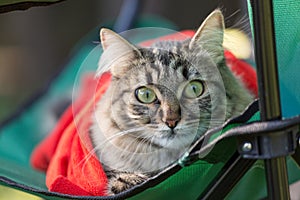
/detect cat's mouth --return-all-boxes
[149,128,195,149]
[160,129,177,138]
[145,129,177,149]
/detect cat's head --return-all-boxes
[94,10,250,155]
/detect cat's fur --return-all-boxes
[91,10,253,195]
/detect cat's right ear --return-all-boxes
[99,28,140,78]
[189,9,225,64]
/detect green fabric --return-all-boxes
[247,0,300,118]
[227,157,300,200]
[130,162,223,200]
[226,160,266,200]
[274,1,300,118]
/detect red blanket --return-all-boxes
[30,31,257,196]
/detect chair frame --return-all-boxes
[198,0,300,199]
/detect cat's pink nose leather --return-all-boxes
[165,119,180,129]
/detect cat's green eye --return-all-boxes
[135,87,157,104]
[184,80,205,98]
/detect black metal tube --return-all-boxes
[251,0,290,199]
[252,0,281,121]
[265,158,290,199]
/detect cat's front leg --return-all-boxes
[107,171,149,195]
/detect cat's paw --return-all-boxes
[107,172,148,195]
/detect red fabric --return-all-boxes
[224,51,258,96]
[31,73,111,196]
[30,30,257,197]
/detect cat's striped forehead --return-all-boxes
[136,44,199,82]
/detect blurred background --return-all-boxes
[0,0,250,123]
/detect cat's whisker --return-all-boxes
[145,124,159,129]
[184,119,201,124]
[101,127,147,148]
[147,136,155,153]
[78,127,146,170]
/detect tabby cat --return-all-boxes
[91,9,253,195]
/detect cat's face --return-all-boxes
[107,47,215,150]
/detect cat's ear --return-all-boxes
[189,9,225,63]
[99,28,140,78]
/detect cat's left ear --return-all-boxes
[189,9,225,63]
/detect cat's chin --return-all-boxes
[151,130,196,150]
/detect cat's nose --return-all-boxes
[165,118,180,129]
[161,100,181,129]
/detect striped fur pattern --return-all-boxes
[91,10,253,195]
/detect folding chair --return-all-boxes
[1,0,300,199]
